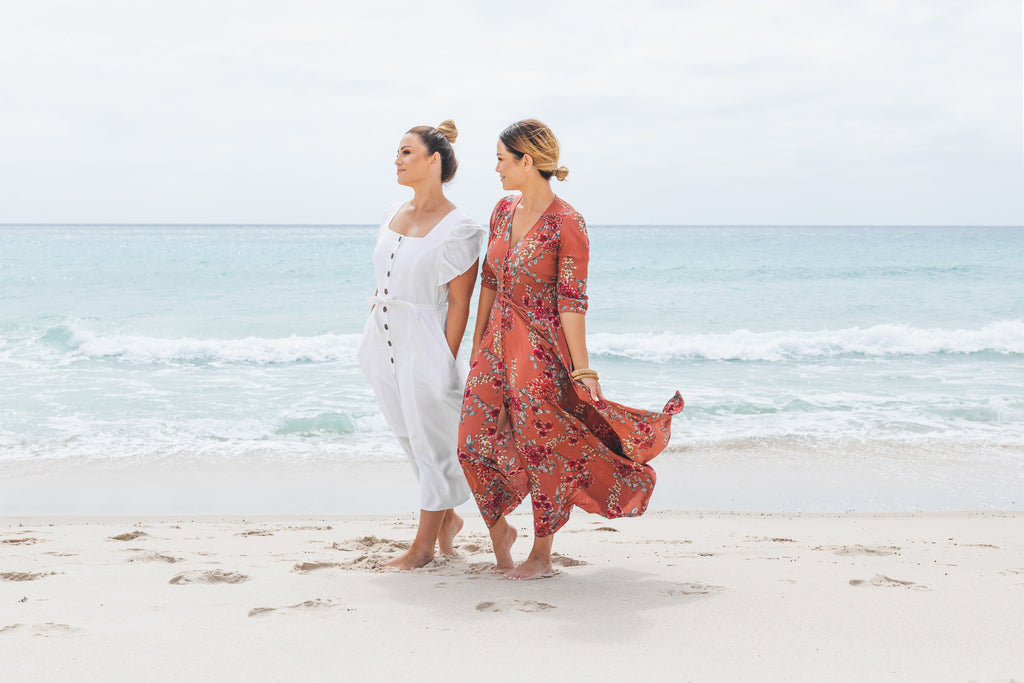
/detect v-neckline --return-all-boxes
[506,195,556,253]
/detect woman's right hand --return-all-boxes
[578,376,605,403]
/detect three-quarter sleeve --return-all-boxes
[480,255,498,290]
[556,211,589,314]
[436,219,486,285]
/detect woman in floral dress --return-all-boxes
[458,120,683,579]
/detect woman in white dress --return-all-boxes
[357,120,486,570]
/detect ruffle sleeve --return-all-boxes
[436,216,486,286]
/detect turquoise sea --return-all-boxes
[2,223,1022,513]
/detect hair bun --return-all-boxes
[554,165,569,181]
[436,119,458,144]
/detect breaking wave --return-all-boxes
[589,320,1024,362]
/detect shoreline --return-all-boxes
[3,444,1021,514]
[3,510,1022,681]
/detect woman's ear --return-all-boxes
[522,153,534,170]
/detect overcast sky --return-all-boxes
[2,1,1022,225]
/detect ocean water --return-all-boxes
[2,223,1023,513]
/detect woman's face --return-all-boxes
[496,140,527,191]
[395,133,436,186]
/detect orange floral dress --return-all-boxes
[458,195,684,537]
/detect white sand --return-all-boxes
[2,510,1022,682]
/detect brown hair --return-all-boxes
[406,119,459,183]
[499,119,569,181]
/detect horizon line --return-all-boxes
[3,222,1024,229]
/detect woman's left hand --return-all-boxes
[578,376,605,402]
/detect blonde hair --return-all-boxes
[500,119,569,181]
[406,119,459,182]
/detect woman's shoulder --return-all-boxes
[495,194,520,213]
[487,195,519,230]
[548,196,580,216]
[445,206,486,239]
[547,196,585,228]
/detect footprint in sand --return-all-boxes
[110,531,149,542]
[248,598,337,617]
[237,530,273,537]
[815,545,900,556]
[169,570,249,585]
[849,574,929,591]
[1,537,41,545]
[0,572,57,582]
[329,536,412,554]
[663,582,725,596]
[475,599,556,613]
[128,551,182,564]
[326,537,418,570]
[377,556,455,572]
[356,536,411,552]
[550,553,588,567]
[293,561,345,573]
[0,623,78,636]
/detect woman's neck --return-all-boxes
[516,175,555,214]
[408,181,449,213]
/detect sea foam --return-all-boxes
[589,320,1024,362]
[40,324,362,365]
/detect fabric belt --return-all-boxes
[367,294,444,311]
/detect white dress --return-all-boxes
[357,203,486,511]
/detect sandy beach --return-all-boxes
[2,510,1022,682]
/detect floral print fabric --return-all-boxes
[458,195,684,537]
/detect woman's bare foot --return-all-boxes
[505,533,555,579]
[438,511,463,556]
[382,509,452,570]
[382,546,435,570]
[505,555,555,580]
[488,517,517,573]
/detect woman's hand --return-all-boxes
[578,376,605,402]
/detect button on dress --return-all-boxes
[357,203,486,511]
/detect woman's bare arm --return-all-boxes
[560,310,604,401]
[444,260,479,358]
